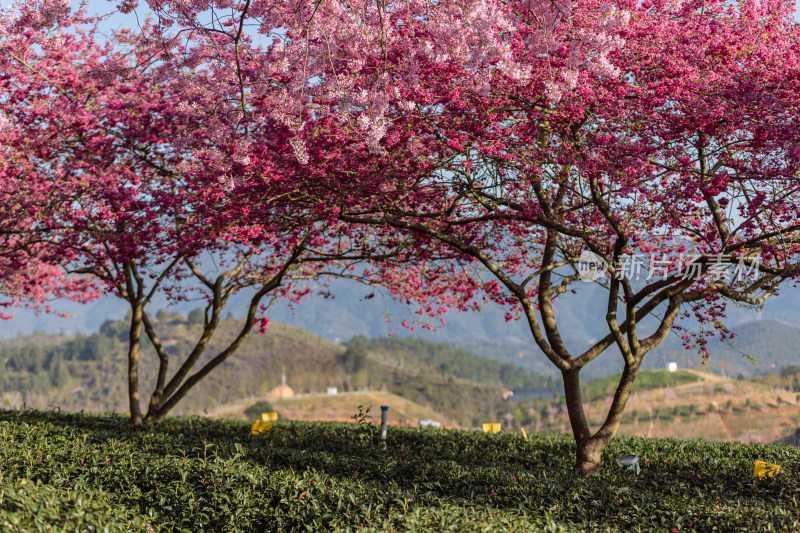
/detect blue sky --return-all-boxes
[70,0,800,34]
[83,0,155,32]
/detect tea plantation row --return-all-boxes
[0,409,798,532]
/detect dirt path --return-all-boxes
[714,409,734,442]
[684,368,727,383]
[205,397,259,419]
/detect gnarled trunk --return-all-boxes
[141,268,287,423]
[576,436,607,477]
[127,302,143,425]
[563,361,642,476]
[561,368,602,476]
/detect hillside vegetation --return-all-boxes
[605,370,800,444]
[0,311,551,426]
[750,365,800,392]
[1,410,799,532]
[2,312,798,440]
[490,369,799,445]
[583,370,699,402]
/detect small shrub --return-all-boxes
[745,398,763,410]
[351,403,374,425]
[243,400,274,420]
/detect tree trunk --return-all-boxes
[563,359,643,476]
[143,305,257,422]
[576,436,610,476]
[561,368,599,475]
[142,311,170,419]
[127,302,143,425]
[145,409,168,423]
[142,281,277,422]
[142,305,226,422]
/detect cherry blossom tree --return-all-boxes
[115,0,629,169]
[328,0,800,475]
[0,4,433,423]
[1,0,472,423]
[0,1,98,324]
[119,0,800,472]
[145,0,797,473]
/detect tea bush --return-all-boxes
[0,409,798,532]
[0,478,149,532]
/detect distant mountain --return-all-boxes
[2,278,797,380]
[660,318,800,376]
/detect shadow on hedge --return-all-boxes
[2,408,799,532]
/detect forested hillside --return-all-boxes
[5,279,799,383]
[0,311,552,425]
[341,335,554,390]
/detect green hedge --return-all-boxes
[0,410,798,532]
[0,478,150,532]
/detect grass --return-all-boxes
[1,409,799,532]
